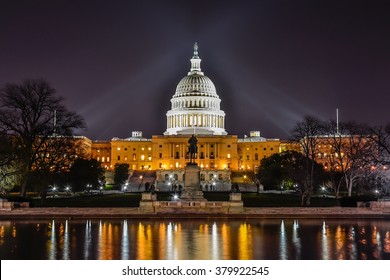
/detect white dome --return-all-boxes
[164,43,227,136]
[174,74,219,98]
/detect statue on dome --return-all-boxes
[188,134,198,164]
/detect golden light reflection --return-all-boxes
[137,223,153,259]
[238,222,252,260]
[96,221,123,259]
[0,225,5,246]
[0,225,4,238]
[12,224,16,238]
[221,223,230,259]
[335,225,346,260]
[2,219,390,260]
[158,222,166,259]
[384,231,390,253]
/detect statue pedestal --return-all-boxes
[138,192,157,213]
[181,163,205,201]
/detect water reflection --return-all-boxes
[1,219,390,260]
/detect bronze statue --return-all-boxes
[188,134,198,164]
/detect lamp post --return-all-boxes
[86,184,92,194]
[322,186,326,197]
[138,175,143,190]
[375,189,379,201]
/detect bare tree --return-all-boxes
[0,133,22,195]
[322,121,375,197]
[291,115,323,206]
[368,123,390,165]
[0,79,85,197]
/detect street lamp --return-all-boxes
[322,186,326,197]
[375,189,379,201]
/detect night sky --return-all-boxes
[1,0,389,140]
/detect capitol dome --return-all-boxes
[164,43,227,136]
[174,74,218,98]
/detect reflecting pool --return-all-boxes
[1,219,389,260]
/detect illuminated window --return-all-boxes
[148,147,151,151]
[124,156,128,161]
[97,157,100,162]
[148,156,152,161]
[117,147,121,151]
[227,153,231,159]
[141,155,145,160]
[142,147,144,151]
[132,154,136,160]
[97,149,100,153]
[107,157,110,162]
[102,157,105,162]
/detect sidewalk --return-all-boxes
[1,206,390,219]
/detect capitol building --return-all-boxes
[89,44,281,189]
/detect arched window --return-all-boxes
[132,154,136,161]
[255,153,259,161]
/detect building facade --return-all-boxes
[89,44,281,189]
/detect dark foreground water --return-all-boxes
[1,219,389,260]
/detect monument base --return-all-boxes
[181,163,206,201]
[138,192,157,213]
